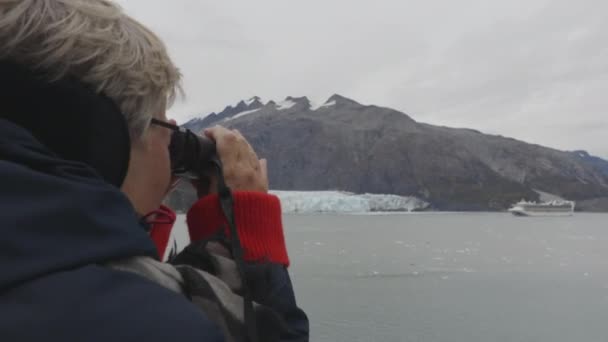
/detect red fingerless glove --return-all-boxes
[186,191,290,267]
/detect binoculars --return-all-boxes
[166,123,217,180]
[150,119,220,180]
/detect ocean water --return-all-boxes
[176,213,608,341]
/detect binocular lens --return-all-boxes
[168,129,216,179]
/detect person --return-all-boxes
[0,1,309,341]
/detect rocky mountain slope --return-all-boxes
[172,95,608,211]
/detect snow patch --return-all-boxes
[270,190,428,213]
[308,100,320,111]
[311,100,336,111]
[245,97,261,106]
[276,99,297,110]
[227,108,261,120]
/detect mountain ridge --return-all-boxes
[170,94,608,211]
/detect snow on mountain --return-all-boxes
[229,108,261,120]
[245,96,262,106]
[186,95,346,129]
[310,100,336,111]
[276,99,297,110]
[270,190,429,213]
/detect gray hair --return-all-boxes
[0,0,182,140]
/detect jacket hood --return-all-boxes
[0,119,157,292]
[0,61,131,188]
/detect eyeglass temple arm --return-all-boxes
[150,118,180,131]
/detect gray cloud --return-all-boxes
[116,0,607,158]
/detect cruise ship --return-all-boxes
[508,200,575,216]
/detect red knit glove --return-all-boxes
[186,191,289,267]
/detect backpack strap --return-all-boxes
[105,245,287,342]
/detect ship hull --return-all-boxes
[508,208,574,217]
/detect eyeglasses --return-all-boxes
[150,118,180,131]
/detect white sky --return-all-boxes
[116,0,608,158]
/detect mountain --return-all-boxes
[572,150,608,177]
[172,95,608,211]
[185,96,265,133]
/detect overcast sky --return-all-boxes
[116,0,607,158]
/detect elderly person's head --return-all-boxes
[0,0,182,215]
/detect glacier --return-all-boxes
[270,190,429,213]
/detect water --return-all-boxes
[177,213,608,341]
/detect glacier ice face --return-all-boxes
[360,193,429,212]
[270,191,428,213]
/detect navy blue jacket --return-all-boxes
[0,119,308,341]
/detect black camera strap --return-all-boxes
[210,157,259,342]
